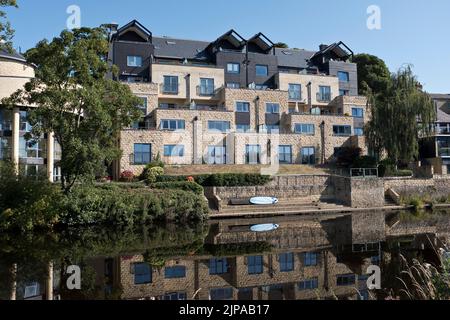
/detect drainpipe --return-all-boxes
[306,82,312,112]
[320,121,326,164]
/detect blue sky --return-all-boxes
[4,0,450,93]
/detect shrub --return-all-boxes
[145,166,164,184]
[156,173,272,187]
[152,181,204,195]
[335,147,362,168]
[352,156,377,168]
[120,170,135,182]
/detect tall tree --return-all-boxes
[0,0,17,51]
[366,65,435,165]
[352,53,391,96]
[3,28,142,193]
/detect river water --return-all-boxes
[1,209,449,300]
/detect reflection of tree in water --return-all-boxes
[0,223,208,300]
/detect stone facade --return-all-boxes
[384,176,450,198]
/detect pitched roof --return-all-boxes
[0,48,26,63]
[274,48,316,69]
[152,36,211,60]
[310,41,353,61]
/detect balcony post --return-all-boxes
[11,107,20,173]
[47,132,55,182]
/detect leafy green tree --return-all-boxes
[273,42,288,49]
[3,28,142,193]
[366,65,435,165]
[0,0,17,51]
[352,53,392,96]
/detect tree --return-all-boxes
[366,65,435,165]
[0,0,17,51]
[273,42,288,49]
[352,53,391,96]
[3,27,142,193]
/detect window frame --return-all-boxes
[133,143,152,165]
[227,63,240,74]
[127,55,143,67]
[236,101,250,113]
[337,71,350,82]
[164,144,185,157]
[255,64,269,77]
[294,123,315,135]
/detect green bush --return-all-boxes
[352,156,377,168]
[156,173,272,187]
[152,181,204,195]
[145,166,164,184]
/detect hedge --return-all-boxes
[151,181,204,195]
[156,173,272,187]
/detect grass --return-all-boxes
[164,164,329,176]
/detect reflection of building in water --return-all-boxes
[93,212,389,300]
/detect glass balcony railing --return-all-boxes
[316,92,332,102]
[160,83,179,95]
[197,85,215,96]
[288,91,302,101]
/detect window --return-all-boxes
[208,146,226,164]
[245,145,261,164]
[256,64,268,77]
[263,125,279,134]
[288,84,301,100]
[298,278,319,290]
[133,263,152,284]
[208,121,230,133]
[303,252,318,266]
[352,107,364,118]
[227,63,240,74]
[19,138,45,159]
[127,55,142,67]
[0,137,11,160]
[159,103,177,109]
[136,97,148,113]
[162,76,179,94]
[438,137,450,157]
[247,256,263,275]
[164,266,186,279]
[333,125,352,136]
[337,274,356,286]
[279,145,292,164]
[133,144,151,165]
[0,109,12,131]
[266,103,280,114]
[317,86,331,102]
[161,119,185,131]
[227,82,240,89]
[339,89,349,96]
[279,253,294,272]
[164,145,184,157]
[236,102,250,112]
[338,71,350,82]
[161,292,187,300]
[20,111,32,132]
[255,84,268,90]
[199,78,215,96]
[294,123,315,135]
[210,288,233,300]
[301,147,315,165]
[209,258,229,275]
[354,128,364,136]
[236,124,250,133]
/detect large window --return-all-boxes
[339,89,349,96]
[337,274,356,286]
[266,103,280,114]
[227,82,240,89]
[236,102,250,112]
[162,76,179,94]
[208,121,230,133]
[199,78,215,96]
[338,71,350,82]
[208,146,226,164]
[133,263,152,285]
[245,145,261,164]
[288,84,302,100]
[294,123,315,135]
[263,125,279,134]
[20,111,32,132]
[279,253,294,272]
[210,288,233,300]
[301,147,315,165]
[133,144,151,165]
[256,65,269,77]
[0,137,11,160]
[303,252,318,266]
[317,86,331,102]
[164,145,184,157]
[164,266,186,279]
[333,125,352,136]
[236,124,250,133]
[161,292,187,300]
[352,107,364,118]
[19,138,45,159]
[0,109,12,131]
[354,127,364,136]
[298,278,319,290]
[279,145,292,164]
[247,256,263,275]
[227,63,240,74]
[209,258,229,275]
[160,119,185,131]
[438,137,450,157]
[127,55,142,67]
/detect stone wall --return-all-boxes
[384,176,450,198]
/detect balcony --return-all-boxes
[316,92,332,103]
[288,91,302,101]
[160,83,179,95]
[435,124,450,135]
[0,121,12,131]
[197,85,216,97]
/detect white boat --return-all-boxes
[250,224,280,232]
[249,197,279,205]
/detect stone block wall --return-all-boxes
[384,176,450,198]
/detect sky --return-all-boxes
[4,0,450,93]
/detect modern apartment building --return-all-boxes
[0,49,59,181]
[420,94,450,174]
[110,20,369,177]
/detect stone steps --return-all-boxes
[219,201,347,215]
